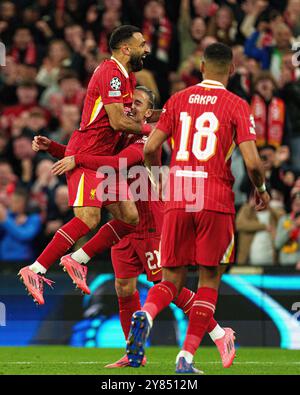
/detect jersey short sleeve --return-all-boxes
[156,96,175,137]
[98,65,124,105]
[233,98,256,145]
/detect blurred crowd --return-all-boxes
[0,0,300,267]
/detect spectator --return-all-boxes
[250,71,290,148]
[50,104,80,144]
[0,56,19,109]
[245,22,294,82]
[240,1,277,40]
[44,184,73,244]
[1,81,47,136]
[0,160,17,207]
[0,187,42,261]
[64,23,85,54]
[284,0,300,37]
[191,0,218,21]
[207,5,238,46]
[227,46,260,102]
[97,9,121,56]
[22,108,50,138]
[240,145,292,207]
[236,194,280,265]
[41,69,85,118]
[36,39,72,88]
[0,133,9,160]
[12,133,37,186]
[9,26,42,67]
[275,191,300,265]
[179,35,217,87]
[142,0,180,105]
[31,158,61,217]
[279,51,300,172]
[0,1,17,47]
[178,0,207,63]
[269,188,286,218]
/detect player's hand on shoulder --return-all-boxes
[52,156,76,176]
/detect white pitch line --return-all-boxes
[1,361,300,365]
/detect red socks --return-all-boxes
[37,217,90,270]
[82,219,136,258]
[118,291,141,339]
[183,287,218,355]
[142,281,177,320]
[173,287,195,316]
[173,287,218,332]
[207,317,218,332]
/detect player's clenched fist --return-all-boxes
[32,135,51,152]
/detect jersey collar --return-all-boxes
[111,56,129,79]
[198,79,226,89]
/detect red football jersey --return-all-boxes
[123,136,164,239]
[156,79,256,213]
[65,57,136,156]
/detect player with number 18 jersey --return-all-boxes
[156,79,256,267]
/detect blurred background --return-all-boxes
[0,0,300,350]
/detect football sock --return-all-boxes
[173,288,224,340]
[29,262,47,274]
[142,281,178,320]
[182,287,218,355]
[173,287,195,317]
[207,317,218,332]
[72,220,136,263]
[176,350,194,364]
[70,248,90,264]
[33,217,90,271]
[208,322,226,341]
[118,291,141,339]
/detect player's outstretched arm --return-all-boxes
[239,140,271,211]
[105,103,152,135]
[52,144,144,175]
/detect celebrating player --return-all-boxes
[126,43,270,374]
[52,86,233,369]
[18,25,153,305]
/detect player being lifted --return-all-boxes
[18,25,155,305]
[126,43,270,374]
[51,86,235,369]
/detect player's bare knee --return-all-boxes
[198,266,221,289]
[115,278,136,297]
[162,267,187,296]
[117,201,139,225]
[121,211,139,225]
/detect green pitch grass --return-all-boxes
[0,346,299,375]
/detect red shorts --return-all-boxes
[66,167,129,208]
[111,235,162,282]
[160,209,235,267]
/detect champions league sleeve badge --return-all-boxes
[110,77,121,90]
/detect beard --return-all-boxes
[129,53,144,72]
